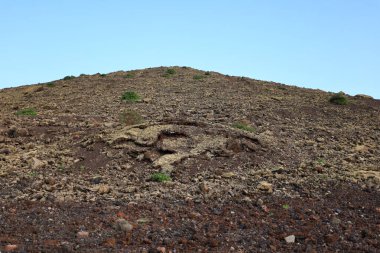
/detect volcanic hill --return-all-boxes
[0,67,379,252]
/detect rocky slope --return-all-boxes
[0,67,379,252]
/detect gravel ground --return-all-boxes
[0,66,379,252]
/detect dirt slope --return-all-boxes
[0,67,379,252]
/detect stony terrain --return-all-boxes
[0,66,379,252]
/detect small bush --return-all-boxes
[46,82,55,87]
[121,91,140,102]
[63,75,75,80]
[119,110,143,125]
[232,122,255,132]
[124,73,135,78]
[205,71,211,76]
[150,172,171,182]
[16,108,37,116]
[329,92,348,105]
[100,73,107,77]
[193,75,203,80]
[166,69,176,75]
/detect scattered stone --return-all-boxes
[90,176,102,185]
[257,181,273,193]
[284,235,295,243]
[157,246,166,253]
[199,182,209,193]
[98,185,111,194]
[331,217,341,225]
[221,172,236,178]
[31,158,45,170]
[77,231,89,238]
[4,244,18,252]
[0,148,10,155]
[137,218,151,224]
[115,218,133,233]
[325,234,339,244]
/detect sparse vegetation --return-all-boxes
[193,75,204,80]
[282,204,290,210]
[100,73,107,77]
[124,73,135,78]
[15,108,37,116]
[166,69,176,75]
[63,75,75,80]
[205,71,211,76]
[317,158,326,165]
[121,91,141,102]
[329,92,348,105]
[46,82,55,87]
[232,122,255,132]
[150,172,172,182]
[119,110,144,125]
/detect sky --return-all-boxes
[0,0,379,98]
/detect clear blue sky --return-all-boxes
[1,0,379,98]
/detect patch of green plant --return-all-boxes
[29,171,38,177]
[329,92,348,105]
[232,122,255,132]
[58,164,65,171]
[46,82,55,87]
[121,91,141,102]
[124,73,135,78]
[119,109,144,126]
[317,158,326,165]
[79,73,86,77]
[150,172,171,182]
[100,73,107,77]
[205,71,211,76]
[282,204,290,210]
[166,69,176,75]
[63,75,75,80]
[15,108,37,116]
[193,75,204,80]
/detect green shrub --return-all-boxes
[150,172,171,182]
[63,75,75,80]
[232,122,255,132]
[193,75,203,80]
[121,91,141,102]
[16,108,37,116]
[166,69,176,75]
[329,92,348,105]
[205,71,211,76]
[46,82,55,87]
[119,110,143,125]
[100,73,107,77]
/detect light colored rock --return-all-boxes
[115,218,133,232]
[285,235,295,243]
[98,184,111,194]
[257,181,273,193]
[77,231,89,238]
[4,244,18,252]
[31,158,44,170]
[221,172,236,178]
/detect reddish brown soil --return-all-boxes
[0,67,379,252]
